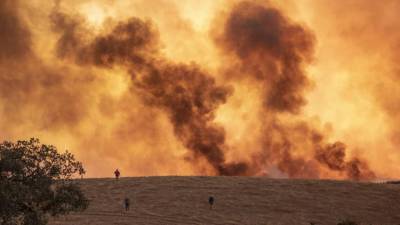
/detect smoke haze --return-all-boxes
[0,0,398,179]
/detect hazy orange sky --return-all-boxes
[0,0,399,179]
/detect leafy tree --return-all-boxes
[0,138,88,225]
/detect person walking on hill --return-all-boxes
[124,198,130,212]
[208,196,214,210]
[114,169,120,180]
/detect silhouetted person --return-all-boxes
[208,196,214,209]
[124,198,130,212]
[114,169,120,180]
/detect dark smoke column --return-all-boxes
[215,1,375,180]
[50,11,248,176]
[217,1,314,114]
[134,62,249,175]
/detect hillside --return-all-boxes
[49,177,400,225]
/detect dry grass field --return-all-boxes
[49,177,400,225]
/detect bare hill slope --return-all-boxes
[49,177,400,225]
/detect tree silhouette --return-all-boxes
[0,138,88,225]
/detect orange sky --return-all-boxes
[0,0,399,179]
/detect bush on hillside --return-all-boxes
[0,138,88,225]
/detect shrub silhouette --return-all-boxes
[0,138,88,225]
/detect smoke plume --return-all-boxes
[217,1,314,114]
[0,0,31,61]
[50,9,248,175]
[1,0,398,179]
[215,1,375,179]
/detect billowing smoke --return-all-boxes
[216,1,314,114]
[51,11,159,68]
[1,0,396,179]
[0,0,97,131]
[215,1,375,179]
[0,0,31,61]
[50,9,248,175]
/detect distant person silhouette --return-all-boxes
[114,169,120,180]
[124,198,130,212]
[208,196,214,209]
